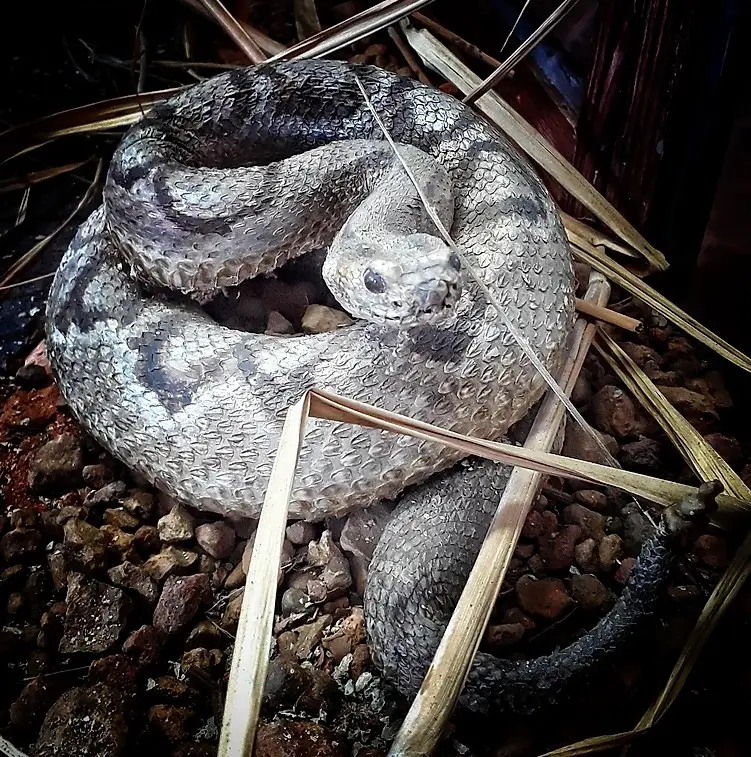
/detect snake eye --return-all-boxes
[363,268,386,294]
[449,252,461,272]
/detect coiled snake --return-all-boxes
[46,60,696,713]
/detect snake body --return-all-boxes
[45,60,688,713]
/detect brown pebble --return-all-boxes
[302,305,353,334]
[539,524,581,571]
[521,510,543,539]
[598,533,624,571]
[501,606,536,631]
[574,538,600,573]
[574,489,608,511]
[515,576,573,619]
[569,574,609,610]
[563,504,607,541]
[694,533,729,569]
[349,643,371,679]
[485,622,525,649]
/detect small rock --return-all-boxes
[63,519,108,571]
[298,667,339,714]
[263,657,310,709]
[88,654,139,695]
[224,562,246,590]
[108,561,159,605]
[221,592,243,633]
[180,646,222,676]
[10,509,38,529]
[598,534,624,571]
[266,310,295,334]
[350,644,371,679]
[147,676,194,704]
[104,508,140,531]
[539,524,581,571]
[123,491,155,520]
[563,504,607,540]
[281,587,312,616]
[574,538,599,573]
[485,622,525,648]
[302,304,353,334]
[515,576,573,619]
[703,433,743,469]
[143,547,198,582]
[7,591,25,615]
[307,530,337,567]
[589,385,645,439]
[153,574,212,636]
[571,373,592,406]
[521,510,544,539]
[34,683,130,757]
[295,614,332,659]
[100,525,136,561]
[569,574,610,610]
[620,437,663,473]
[502,606,536,631]
[1,527,42,564]
[10,676,58,729]
[85,480,127,508]
[82,463,116,489]
[286,521,319,546]
[694,533,729,569]
[657,385,719,432]
[255,718,347,757]
[339,503,393,562]
[28,433,85,493]
[122,624,161,667]
[562,422,619,464]
[147,704,194,744]
[157,505,195,543]
[186,619,225,650]
[15,362,50,388]
[574,489,609,511]
[320,542,352,597]
[60,575,132,654]
[307,579,328,603]
[134,525,161,554]
[195,521,235,559]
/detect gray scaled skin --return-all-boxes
[365,462,719,714]
[45,60,575,521]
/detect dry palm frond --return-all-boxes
[462,0,582,105]
[269,0,436,62]
[294,0,323,40]
[0,734,30,757]
[0,160,104,291]
[401,20,668,273]
[218,397,311,757]
[0,90,179,165]
[561,212,639,260]
[0,161,88,193]
[575,299,641,332]
[570,234,751,375]
[390,273,610,755]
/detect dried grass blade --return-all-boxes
[268,0,436,62]
[570,236,751,375]
[195,0,267,63]
[596,329,751,502]
[0,90,179,165]
[0,735,30,757]
[218,394,311,757]
[561,212,639,259]
[0,161,88,193]
[389,275,610,755]
[575,299,641,332]
[400,22,668,272]
[462,0,582,105]
[306,389,749,518]
[0,159,104,291]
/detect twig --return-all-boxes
[268,0,436,62]
[411,12,503,69]
[463,0,582,105]
[194,0,267,63]
[575,298,642,333]
[0,159,103,291]
[388,27,432,85]
[0,272,55,292]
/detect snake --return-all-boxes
[44,59,697,713]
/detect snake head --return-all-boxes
[323,232,463,325]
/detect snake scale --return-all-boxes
[45,60,697,713]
